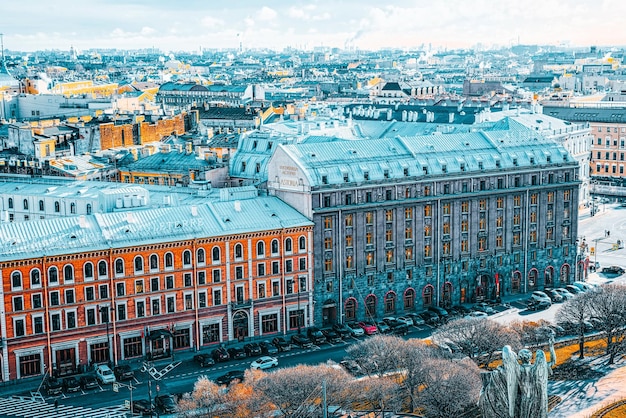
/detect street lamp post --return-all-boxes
[297,289,301,334]
[99,305,111,364]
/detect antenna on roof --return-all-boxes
[0,33,4,62]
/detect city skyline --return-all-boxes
[2,0,626,54]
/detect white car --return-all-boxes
[396,316,415,326]
[94,364,116,384]
[464,311,488,320]
[531,291,552,304]
[554,288,574,301]
[346,322,365,337]
[250,356,278,370]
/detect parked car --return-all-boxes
[558,321,594,334]
[212,346,230,362]
[291,333,313,348]
[464,311,488,320]
[428,306,450,321]
[406,312,427,326]
[473,303,495,315]
[131,399,155,416]
[358,321,378,335]
[339,360,364,376]
[527,299,551,311]
[531,291,552,304]
[227,347,247,360]
[449,305,471,317]
[387,320,409,336]
[418,310,440,325]
[601,265,625,275]
[62,376,81,393]
[376,321,391,334]
[114,364,134,381]
[79,374,99,390]
[244,342,262,357]
[554,288,575,300]
[193,353,215,367]
[272,337,292,352]
[94,364,116,384]
[44,377,63,396]
[215,370,245,385]
[250,356,278,370]
[155,394,178,414]
[543,288,564,303]
[573,281,596,292]
[259,340,279,355]
[321,328,342,343]
[565,285,584,295]
[332,323,353,339]
[346,322,365,337]
[306,327,326,344]
[396,316,415,327]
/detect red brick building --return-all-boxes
[0,192,312,382]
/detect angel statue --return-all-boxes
[479,336,556,418]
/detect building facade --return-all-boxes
[267,118,581,326]
[0,191,313,382]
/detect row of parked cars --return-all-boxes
[42,363,134,396]
[526,281,597,311]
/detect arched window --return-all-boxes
[134,256,143,274]
[63,265,74,282]
[234,243,243,260]
[183,250,192,266]
[285,238,292,253]
[545,266,554,287]
[54,201,60,213]
[48,266,58,284]
[257,241,265,257]
[30,269,41,287]
[150,254,159,271]
[404,288,416,310]
[23,199,28,210]
[299,236,306,251]
[345,298,357,320]
[8,198,13,209]
[98,260,108,278]
[365,294,377,319]
[212,247,220,263]
[115,258,125,275]
[70,202,76,214]
[384,291,396,313]
[39,200,44,211]
[528,269,538,290]
[86,203,92,214]
[83,262,94,280]
[271,239,279,255]
[197,248,205,264]
[560,264,571,284]
[165,252,174,268]
[511,271,521,293]
[422,285,434,307]
[11,271,22,289]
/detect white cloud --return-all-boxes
[258,6,277,21]
[200,16,224,28]
[140,27,155,36]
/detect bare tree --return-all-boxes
[432,318,520,367]
[177,376,225,418]
[351,374,403,417]
[556,290,595,359]
[396,338,442,413]
[588,284,626,364]
[509,319,555,348]
[418,357,482,418]
[254,364,355,418]
[345,335,405,378]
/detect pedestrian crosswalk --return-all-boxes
[0,396,128,418]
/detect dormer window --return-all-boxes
[403,168,409,177]
[478,162,484,170]
[343,173,349,183]
[530,157,535,165]
[383,169,389,178]
[363,171,369,180]
[321,175,328,184]
[423,166,428,175]
[441,165,447,173]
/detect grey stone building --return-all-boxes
[267,117,580,326]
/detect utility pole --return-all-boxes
[322,379,327,418]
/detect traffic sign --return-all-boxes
[125,400,130,409]
[113,382,119,393]
[590,247,595,255]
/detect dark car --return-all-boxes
[113,364,134,381]
[291,333,313,348]
[244,342,262,356]
[259,340,279,355]
[385,319,409,336]
[332,323,352,339]
[131,399,155,416]
[339,360,364,376]
[306,327,326,344]
[62,376,81,393]
[449,305,471,317]
[193,353,215,367]
[44,377,63,396]
[321,328,342,343]
[602,265,625,275]
[543,288,564,303]
[527,299,551,311]
[227,347,247,360]
[215,370,245,385]
[418,310,440,325]
[155,394,178,414]
[80,374,99,390]
[272,336,292,352]
[428,306,450,321]
[212,346,230,362]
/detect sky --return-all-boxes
[2,0,626,53]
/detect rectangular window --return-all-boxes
[185,273,193,287]
[235,266,244,280]
[299,257,306,271]
[258,282,266,298]
[212,269,221,283]
[13,296,24,312]
[198,292,207,308]
[116,283,125,297]
[14,318,26,337]
[86,307,96,325]
[151,277,159,292]
[166,296,176,313]
[151,298,160,315]
[116,304,126,321]
[166,275,174,289]
[134,280,143,294]
[272,261,280,275]
[51,313,61,331]
[285,259,293,273]
[50,291,60,306]
[213,289,222,305]
[33,315,44,334]
[32,293,42,309]
[257,263,266,276]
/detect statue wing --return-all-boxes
[502,346,519,417]
[534,349,550,384]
